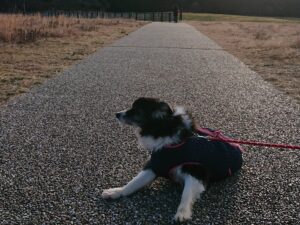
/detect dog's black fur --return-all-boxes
[104,97,242,222]
[116,97,209,183]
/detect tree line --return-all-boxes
[1,0,299,17]
[0,0,109,12]
[184,0,300,17]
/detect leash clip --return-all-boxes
[193,132,211,141]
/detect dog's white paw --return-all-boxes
[101,187,123,199]
[174,207,192,222]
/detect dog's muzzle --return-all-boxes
[116,112,122,120]
[116,110,127,123]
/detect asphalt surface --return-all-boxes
[0,22,299,225]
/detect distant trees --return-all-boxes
[109,0,300,17]
[0,0,299,17]
[0,0,109,12]
[183,0,300,17]
[108,0,176,12]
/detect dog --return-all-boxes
[102,97,243,222]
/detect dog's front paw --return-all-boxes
[174,207,192,222]
[101,187,123,199]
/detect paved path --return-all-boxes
[1,23,299,225]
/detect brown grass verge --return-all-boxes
[0,14,146,104]
[0,13,134,43]
[188,21,300,104]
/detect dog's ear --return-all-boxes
[159,102,173,115]
[152,102,173,119]
[172,106,194,130]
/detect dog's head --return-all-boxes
[116,98,195,151]
[116,97,173,127]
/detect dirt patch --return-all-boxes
[188,21,300,104]
[0,14,145,104]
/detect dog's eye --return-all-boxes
[134,108,143,115]
[127,108,142,116]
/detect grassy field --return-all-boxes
[185,13,300,104]
[0,14,145,104]
[183,12,300,23]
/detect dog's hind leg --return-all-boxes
[174,171,205,222]
[102,169,156,199]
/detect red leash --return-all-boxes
[197,128,300,150]
[209,136,300,150]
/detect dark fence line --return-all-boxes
[37,11,182,22]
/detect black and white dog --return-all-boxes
[102,98,243,222]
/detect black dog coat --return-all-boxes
[144,128,243,182]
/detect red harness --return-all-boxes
[197,128,300,150]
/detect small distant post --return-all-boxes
[179,8,183,21]
[173,6,178,23]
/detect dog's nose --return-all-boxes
[116,112,121,119]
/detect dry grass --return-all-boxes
[291,38,300,49]
[0,13,127,43]
[184,13,300,23]
[0,14,146,104]
[188,21,300,103]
